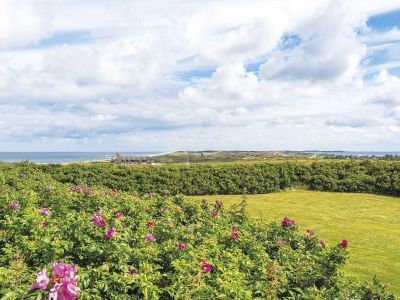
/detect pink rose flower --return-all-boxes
[130,268,137,275]
[231,232,239,240]
[114,212,123,220]
[211,209,218,217]
[147,192,153,198]
[215,199,223,207]
[40,207,51,216]
[44,262,80,300]
[91,215,106,227]
[83,188,92,195]
[281,216,296,227]
[339,239,348,248]
[69,185,82,192]
[10,202,20,210]
[146,220,154,228]
[306,229,315,236]
[30,269,49,290]
[146,233,155,242]
[104,227,116,239]
[201,259,212,273]
[231,225,238,231]
[177,242,187,250]
[52,262,77,277]
[49,276,80,300]
[319,240,326,247]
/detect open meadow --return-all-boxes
[191,190,400,294]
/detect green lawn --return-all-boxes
[190,190,400,295]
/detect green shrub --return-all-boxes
[32,160,400,196]
[0,168,395,299]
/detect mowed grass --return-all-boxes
[190,190,400,294]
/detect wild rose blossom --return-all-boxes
[91,214,106,227]
[211,209,218,217]
[29,263,79,299]
[30,269,49,290]
[104,227,116,239]
[69,185,82,192]
[177,242,187,250]
[147,192,153,198]
[339,239,349,248]
[52,262,77,278]
[49,276,79,300]
[306,229,315,236]
[319,240,326,247]
[231,225,238,231]
[201,199,208,204]
[231,232,239,240]
[146,233,155,242]
[281,217,296,227]
[114,212,123,220]
[10,202,20,210]
[130,268,137,275]
[111,188,118,194]
[201,259,212,273]
[40,220,48,227]
[215,199,223,207]
[83,188,92,195]
[146,220,154,228]
[40,207,51,216]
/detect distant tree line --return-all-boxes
[19,160,400,196]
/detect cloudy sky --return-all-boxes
[1,0,400,151]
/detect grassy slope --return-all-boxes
[190,190,400,294]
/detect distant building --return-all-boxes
[111,153,152,164]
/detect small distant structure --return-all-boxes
[111,153,152,165]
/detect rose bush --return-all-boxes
[0,165,395,299]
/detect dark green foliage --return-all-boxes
[30,160,400,196]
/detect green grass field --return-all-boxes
[190,190,400,294]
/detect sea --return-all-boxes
[0,152,163,163]
[304,151,400,157]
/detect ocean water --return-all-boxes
[304,151,400,157]
[0,152,162,163]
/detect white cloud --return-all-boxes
[0,0,400,151]
[0,0,51,49]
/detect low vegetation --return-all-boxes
[0,166,396,298]
[150,151,313,163]
[191,190,400,295]
[36,160,400,196]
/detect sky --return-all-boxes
[1,0,400,151]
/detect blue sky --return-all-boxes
[0,0,400,151]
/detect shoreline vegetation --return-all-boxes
[105,150,400,164]
[2,150,400,165]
